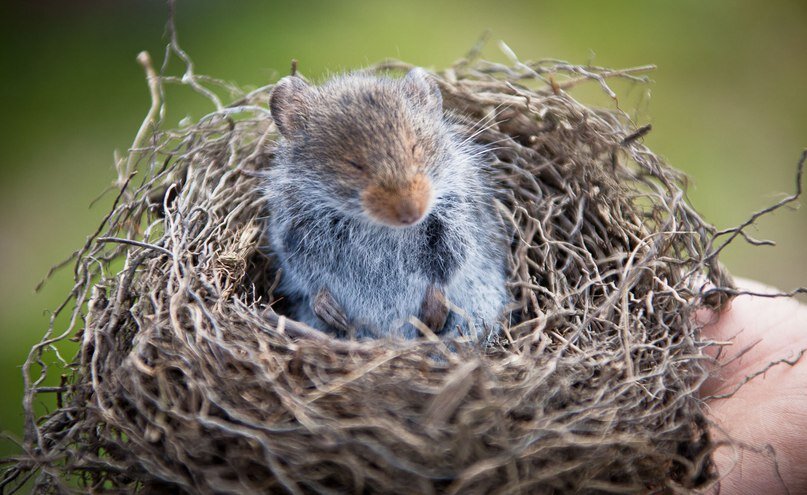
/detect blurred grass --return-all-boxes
[1,0,805,458]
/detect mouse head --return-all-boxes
[270,68,445,228]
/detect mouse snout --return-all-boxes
[393,196,427,225]
[361,173,434,228]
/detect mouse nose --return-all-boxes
[394,198,426,225]
[361,173,434,227]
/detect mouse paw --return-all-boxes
[312,288,352,335]
[420,284,450,334]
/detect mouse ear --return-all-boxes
[270,76,312,139]
[403,68,443,116]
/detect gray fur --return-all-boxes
[264,69,508,340]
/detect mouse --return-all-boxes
[265,67,508,341]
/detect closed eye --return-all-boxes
[346,160,364,171]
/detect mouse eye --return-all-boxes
[346,160,364,171]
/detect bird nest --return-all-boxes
[3,41,740,494]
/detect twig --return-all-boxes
[709,149,806,258]
[127,51,161,176]
[96,237,174,258]
[621,124,652,146]
[706,349,806,400]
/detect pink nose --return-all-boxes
[394,198,425,225]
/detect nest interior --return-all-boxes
[3,44,737,494]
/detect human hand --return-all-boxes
[699,278,807,494]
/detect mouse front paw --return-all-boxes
[312,288,353,336]
[419,284,450,335]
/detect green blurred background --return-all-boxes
[1,0,805,457]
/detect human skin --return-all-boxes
[699,278,807,494]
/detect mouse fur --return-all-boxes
[265,68,508,340]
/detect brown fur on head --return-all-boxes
[270,68,444,228]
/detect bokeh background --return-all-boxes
[1,0,805,458]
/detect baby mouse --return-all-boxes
[265,67,508,340]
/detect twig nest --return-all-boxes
[7,55,732,494]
